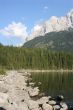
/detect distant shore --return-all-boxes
[18,69,73,73]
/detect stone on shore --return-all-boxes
[37,96,49,104]
[60,102,68,110]
[28,87,39,97]
[18,103,29,110]
[28,100,39,110]
[49,100,56,105]
[29,82,35,86]
[42,103,53,110]
[0,93,8,105]
[53,105,60,110]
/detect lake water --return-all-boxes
[31,72,73,103]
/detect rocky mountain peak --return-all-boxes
[67,9,73,17]
[26,9,73,41]
[67,9,73,25]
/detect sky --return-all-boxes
[0,0,73,46]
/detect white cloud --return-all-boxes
[26,24,45,41]
[0,22,28,40]
[44,6,48,10]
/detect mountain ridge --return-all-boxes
[23,28,73,52]
[26,9,73,41]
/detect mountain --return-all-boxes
[26,9,73,41]
[23,28,73,52]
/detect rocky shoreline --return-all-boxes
[0,70,72,110]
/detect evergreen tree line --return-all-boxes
[0,45,73,70]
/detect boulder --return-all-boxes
[0,93,8,104]
[33,108,40,110]
[29,82,35,86]
[5,102,18,110]
[38,82,42,85]
[28,87,39,97]
[56,95,64,102]
[0,87,8,93]
[37,97,49,104]
[28,100,39,109]
[38,92,45,97]
[60,102,68,110]
[18,103,29,110]
[49,100,56,105]
[53,105,60,110]
[42,103,53,110]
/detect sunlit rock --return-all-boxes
[42,103,53,110]
[26,9,73,41]
[37,96,49,104]
[60,102,68,110]
[28,100,39,109]
[53,105,60,110]
[49,100,56,105]
[29,82,35,86]
[0,92,8,104]
[28,87,39,97]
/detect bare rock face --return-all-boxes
[26,9,73,41]
[67,9,73,25]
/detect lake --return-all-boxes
[31,72,73,103]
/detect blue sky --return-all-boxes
[0,0,73,46]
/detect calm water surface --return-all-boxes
[31,72,73,102]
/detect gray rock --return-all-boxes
[29,82,35,86]
[42,103,53,110]
[28,100,39,109]
[0,92,8,104]
[28,87,39,97]
[37,97,49,104]
[18,103,29,110]
[60,102,68,110]
[53,105,60,110]
[49,100,56,105]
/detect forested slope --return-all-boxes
[24,29,73,52]
[0,45,73,69]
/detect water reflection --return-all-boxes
[31,72,73,102]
